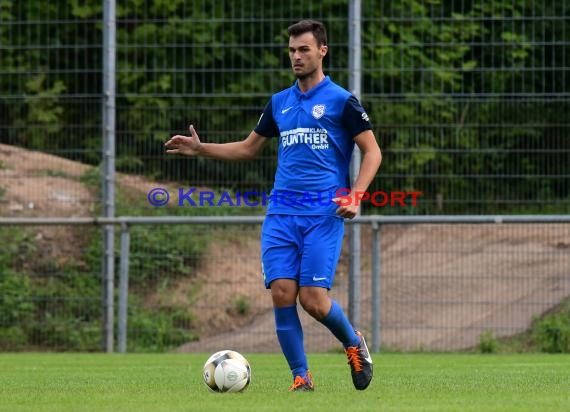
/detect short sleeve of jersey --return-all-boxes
[254,99,279,138]
[342,95,372,139]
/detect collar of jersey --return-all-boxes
[292,75,331,99]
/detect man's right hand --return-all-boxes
[165,124,201,156]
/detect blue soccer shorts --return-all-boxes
[260,214,344,289]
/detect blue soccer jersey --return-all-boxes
[255,76,372,215]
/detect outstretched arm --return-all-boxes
[165,124,270,161]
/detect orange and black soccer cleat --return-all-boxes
[345,330,373,390]
[289,371,314,392]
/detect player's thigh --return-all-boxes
[260,215,301,288]
[299,216,344,288]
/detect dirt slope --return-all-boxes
[177,223,570,353]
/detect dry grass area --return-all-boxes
[2,143,569,353]
[0,143,93,216]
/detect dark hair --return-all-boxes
[287,20,327,46]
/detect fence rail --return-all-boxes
[3,214,570,226]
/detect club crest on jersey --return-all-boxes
[311,104,326,119]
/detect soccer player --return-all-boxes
[165,19,382,391]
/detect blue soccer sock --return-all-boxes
[274,305,308,378]
[319,300,361,348]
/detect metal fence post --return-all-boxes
[102,0,117,353]
[348,0,363,329]
[118,222,131,353]
[371,222,381,352]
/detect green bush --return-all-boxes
[0,327,28,348]
[478,330,500,354]
[231,295,250,316]
[26,314,101,351]
[533,312,570,353]
[126,305,197,352]
[0,270,34,325]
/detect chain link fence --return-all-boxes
[1,0,569,352]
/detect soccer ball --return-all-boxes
[202,350,251,393]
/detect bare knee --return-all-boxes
[270,279,299,307]
[299,287,331,320]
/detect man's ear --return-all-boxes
[320,45,328,58]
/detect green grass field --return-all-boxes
[0,353,568,412]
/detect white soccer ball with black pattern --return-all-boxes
[202,350,251,393]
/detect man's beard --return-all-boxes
[294,66,317,81]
